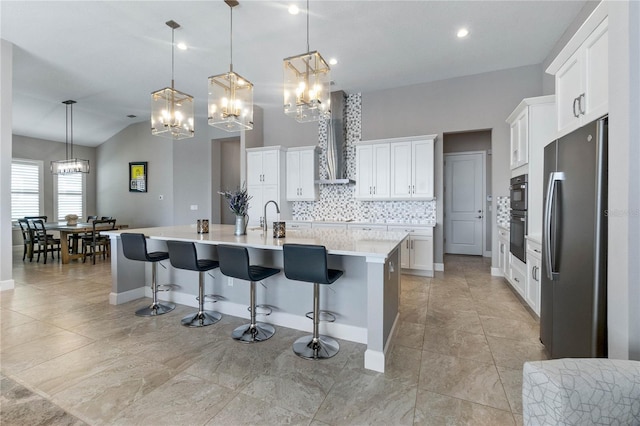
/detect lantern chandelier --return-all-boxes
[208,0,254,132]
[283,0,331,123]
[151,20,195,140]
[51,100,90,174]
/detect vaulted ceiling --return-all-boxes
[2,1,586,147]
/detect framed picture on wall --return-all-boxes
[129,162,147,193]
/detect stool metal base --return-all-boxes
[181,311,221,327]
[135,302,176,317]
[293,335,340,360]
[232,323,275,343]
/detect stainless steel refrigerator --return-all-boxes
[540,116,608,358]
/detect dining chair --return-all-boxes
[82,219,116,264]
[17,218,34,261]
[31,219,61,264]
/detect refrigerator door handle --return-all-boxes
[544,171,564,280]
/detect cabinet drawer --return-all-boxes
[347,224,388,231]
[510,261,526,297]
[526,239,542,258]
[312,223,348,230]
[286,222,312,229]
[388,226,433,236]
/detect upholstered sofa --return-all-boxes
[522,358,640,425]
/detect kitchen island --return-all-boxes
[104,224,405,372]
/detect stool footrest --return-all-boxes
[305,310,336,323]
[248,304,273,316]
[196,293,224,303]
[156,284,179,292]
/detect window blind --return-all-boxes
[57,173,84,220]
[11,160,41,220]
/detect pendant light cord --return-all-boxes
[306,0,310,53]
[70,102,73,159]
[171,26,175,89]
[65,103,69,160]
[230,5,234,72]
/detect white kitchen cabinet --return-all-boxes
[390,138,435,200]
[506,95,555,236]
[347,224,388,231]
[546,4,608,138]
[526,238,542,316]
[355,143,390,200]
[286,146,318,201]
[312,222,348,230]
[497,226,510,279]
[510,255,526,298]
[388,226,433,276]
[508,109,529,170]
[246,146,287,228]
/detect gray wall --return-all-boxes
[219,138,241,224]
[361,64,543,266]
[443,130,492,253]
[12,134,97,220]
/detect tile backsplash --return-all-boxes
[292,92,437,224]
[496,196,510,229]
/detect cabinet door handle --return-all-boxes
[573,97,580,118]
[532,265,539,281]
[369,186,372,195]
[412,185,415,194]
[406,240,409,249]
[373,186,376,195]
[514,277,520,283]
[578,93,586,115]
[411,240,414,249]
[500,245,504,253]
[408,185,411,194]
[476,216,483,219]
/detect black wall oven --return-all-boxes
[510,174,528,263]
[510,210,527,262]
[510,174,528,211]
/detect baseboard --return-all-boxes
[109,287,146,305]
[435,263,445,271]
[484,250,492,258]
[0,279,15,291]
[491,267,504,277]
[161,289,368,344]
[401,268,433,277]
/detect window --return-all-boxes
[55,173,85,221]
[11,159,43,220]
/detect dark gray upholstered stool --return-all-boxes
[217,244,280,343]
[121,233,176,316]
[166,240,222,327]
[283,244,343,359]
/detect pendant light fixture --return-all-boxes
[283,0,331,123]
[151,20,195,140]
[50,100,90,174]
[208,0,254,132]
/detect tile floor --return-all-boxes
[1,248,547,425]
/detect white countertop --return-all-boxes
[105,224,406,259]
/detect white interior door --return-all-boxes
[444,152,484,255]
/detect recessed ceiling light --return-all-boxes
[457,28,469,38]
[288,4,299,15]
[177,42,188,50]
[329,58,338,66]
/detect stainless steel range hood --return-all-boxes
[316,90,355,184]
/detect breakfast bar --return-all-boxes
[104,224,405,372]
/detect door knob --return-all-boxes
[476,216,483,219]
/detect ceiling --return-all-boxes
[1,1,587,147]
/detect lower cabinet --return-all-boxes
[526,239,542,316]
[388,226,433,276]
[510,255,527,298]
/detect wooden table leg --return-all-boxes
[60,231,70,264]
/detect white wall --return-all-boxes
[361,65,543,266]
[1,39,14,290]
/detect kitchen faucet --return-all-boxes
[263,200,280,234]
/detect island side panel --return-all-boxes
[364,246,401,373]
[108,235,146,305]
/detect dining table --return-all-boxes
[44,222,128,264]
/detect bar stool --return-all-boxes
[282,244,343,360]
[120,233,176,317]
[217,244,280,343]
[166,240,222,327]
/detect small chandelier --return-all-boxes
[151,20,195,140]
[283,0,331,123]
[51,100,90,174]
[208,0,253,132]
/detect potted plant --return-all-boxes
[219,183,251,235]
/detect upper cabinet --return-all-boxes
[355,142,390,200]
[286,146,319,201]
[356,135,436,201]
[508,109,529,170]
[390,138,435,200]
[546,3,608,138]
[246,146,288,228]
